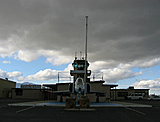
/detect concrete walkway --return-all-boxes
[8,100,152,107]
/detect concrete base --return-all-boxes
[65,108,96,111]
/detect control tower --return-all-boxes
[70,16,90,96]
[70,55,91,94]
[71,56,91,81]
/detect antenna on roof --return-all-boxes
[80,51,82,60]
[82,52,84,60]
[84,16,88,96]
[75,52,77,60]
[85,16,88,62]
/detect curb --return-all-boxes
[8,103,152,108]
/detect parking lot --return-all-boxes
[0,99,160,122]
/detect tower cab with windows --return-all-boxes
[70,55,91,95]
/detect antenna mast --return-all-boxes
[84,16,88,96]
[85,16,88,62]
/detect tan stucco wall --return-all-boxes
[0,79,16,98]
[12,89,43,99]
[90,83,110,91]
[90,83,111,98]
[57,84,69,91]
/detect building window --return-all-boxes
[118,92,128,97]
[15,89,23,96]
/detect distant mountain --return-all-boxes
[16,82,37,88]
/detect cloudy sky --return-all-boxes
[0,0,160,94]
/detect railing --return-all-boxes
[70,70,91,75]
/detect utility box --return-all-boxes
[79,96,90,108]
[66,98,76,108]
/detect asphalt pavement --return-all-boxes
[0,99,160,122]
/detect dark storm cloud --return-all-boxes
[0,0,160,63]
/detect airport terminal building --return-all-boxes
[41,82,149,102]
[0,78,16,98]
[111,86,149,100]
[3,57,150,101]
[0,56,149,101]
[0,76,149,101]
[10,81,149,102]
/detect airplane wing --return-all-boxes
[88,91,105,97]
[53,90,105,96]
[52,91,71,96]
